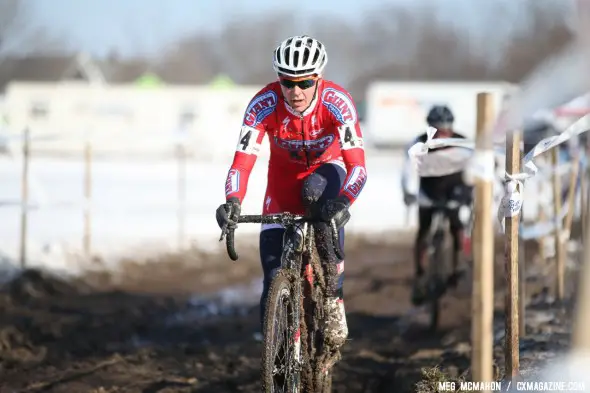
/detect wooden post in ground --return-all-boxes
[83,139,93,258]
[583,155,589,241]
[538,208,547,262]
[537,163,549,263]
[518,134,526,338]
[564,154,580,241]
[572,164,590,349]
[552,148,566,301]
[176,139,187,250]
[504,130,521,377]
[519,211,526,338]
[19,128,30,268]
[471,92,495,389]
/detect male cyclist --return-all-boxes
[401,105,472,306]
[215,35,367,347]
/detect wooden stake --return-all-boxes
[19,128,30,268]
[572,165,590,349]
[471,92,495,389]
[177,141,187,250]
[552,148,566,301]
[504,130,521,377]
[564,154,580,240]
[83,140,92,258]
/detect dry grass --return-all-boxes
[415,366,468,393]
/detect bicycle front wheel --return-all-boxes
[428,229,447,332]
[261,271,301,393]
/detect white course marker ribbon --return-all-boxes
[407,127,476,178]
[406,113,590,235]
[497,180,523,231]
[499,114,590,231]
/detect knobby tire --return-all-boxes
[305,232,336,393]
[428,230,446,332]
[261,271,301,393]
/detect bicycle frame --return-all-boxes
[420,200,461,284]
[419,198,460,246]
[219,213,344,392]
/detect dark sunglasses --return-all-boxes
[431,122,453,129]
[279,78,316,90]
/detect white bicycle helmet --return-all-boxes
[273,35,328,78]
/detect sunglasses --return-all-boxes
[279,78,317,90]
[431,122,453,129]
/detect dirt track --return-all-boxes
[0,233,561,393]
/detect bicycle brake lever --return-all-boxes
[330,219,346,260]
[219,225,227,241]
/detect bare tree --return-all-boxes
[0,0,24,55]
[153,0,572,97]
[156,32,221,84]
[354,6,420,73]
[214,12,297,83]
[0,0,71,56]
[498,0,573,82]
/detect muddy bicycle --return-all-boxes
[220,212,345,393]
[418,197,471,331]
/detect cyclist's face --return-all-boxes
[431,122,453,137]
[279,75,318,112]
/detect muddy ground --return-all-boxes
[0,231,575,393]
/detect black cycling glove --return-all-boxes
[321,195,351,229]
[215,197,241,230]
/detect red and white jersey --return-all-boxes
[224,79,367,215]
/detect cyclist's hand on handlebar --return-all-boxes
[321,196,351,229]
[403,192,416,206]
[215,197,241,230]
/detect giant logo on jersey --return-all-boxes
[343,166,367,198]
[321,88,357,124]
[225,169,240,196]
[274,135,335,151]
[243,91,278,127]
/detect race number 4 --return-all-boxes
[338,124,363,150]
[236,126,262,155]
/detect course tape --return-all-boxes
[407,113,590,238]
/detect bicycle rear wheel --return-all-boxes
[261,271,301,393]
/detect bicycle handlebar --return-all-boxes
[416,197,461,210]
[219,213,345,262]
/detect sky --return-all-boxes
[23,0,569,58]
